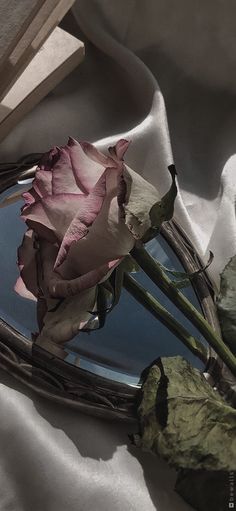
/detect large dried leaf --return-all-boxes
[134,356,236,471]
[217,254,236,356]
[121,164,177,242]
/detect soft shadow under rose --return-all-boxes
[15,137,162,346]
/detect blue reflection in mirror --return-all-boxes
[0,184,206,385]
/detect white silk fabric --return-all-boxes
[0,1,236,509]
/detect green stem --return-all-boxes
[131,245,236,376]
[123,273,208,363]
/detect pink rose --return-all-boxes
[15,137,170,345]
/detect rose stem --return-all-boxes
[131,244,236,376]
[123,273,208,363]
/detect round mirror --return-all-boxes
[0,170,219,420]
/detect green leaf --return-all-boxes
[217,254,236,356]
[149,164,177,226]
[121,164,177,242]
[134,356,236,471]
[142,165,177,243]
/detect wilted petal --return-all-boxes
[54,169,108,269]
[109,139,130,161]
[14,229,38,300]
[22,201,55,235]
[67,137,105,192]
[14,276,37,301]
[22,193,83,241]
[33,169,52,197]
[73,194,134,273]
[59,171,134,279]
[49,259,120,298]
[37,239,58,297]
[52,147,80,194]
[39,146,60,171]
[79,141,113,167]
[26,220,57,243]
[35,287,97,344]
[54,220,88,270]
[21,188,40,210]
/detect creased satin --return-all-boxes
[0,1,236,509]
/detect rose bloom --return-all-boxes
[15,138,161,346]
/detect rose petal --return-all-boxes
[26,220,57,243]
[108,139,130,161]
[22,201,55,235]
[21,188,40,210]
[52,147,80,194]
[79,141,114,167]
[54,168,108,269]
[58,169,134,279]
[14,276,37,301]
[14,229,38,300]
[37,239,58,298]
[35,286,97,344]
[39,146,60,172]
[49,259,120,298]
[82,194,134,265]
[33,169,52,197]
[67,137,105,192]
[22,193,83,241]
[54,220,88,269]
[115,139,130,160]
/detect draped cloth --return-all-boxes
[0,1,236,509]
